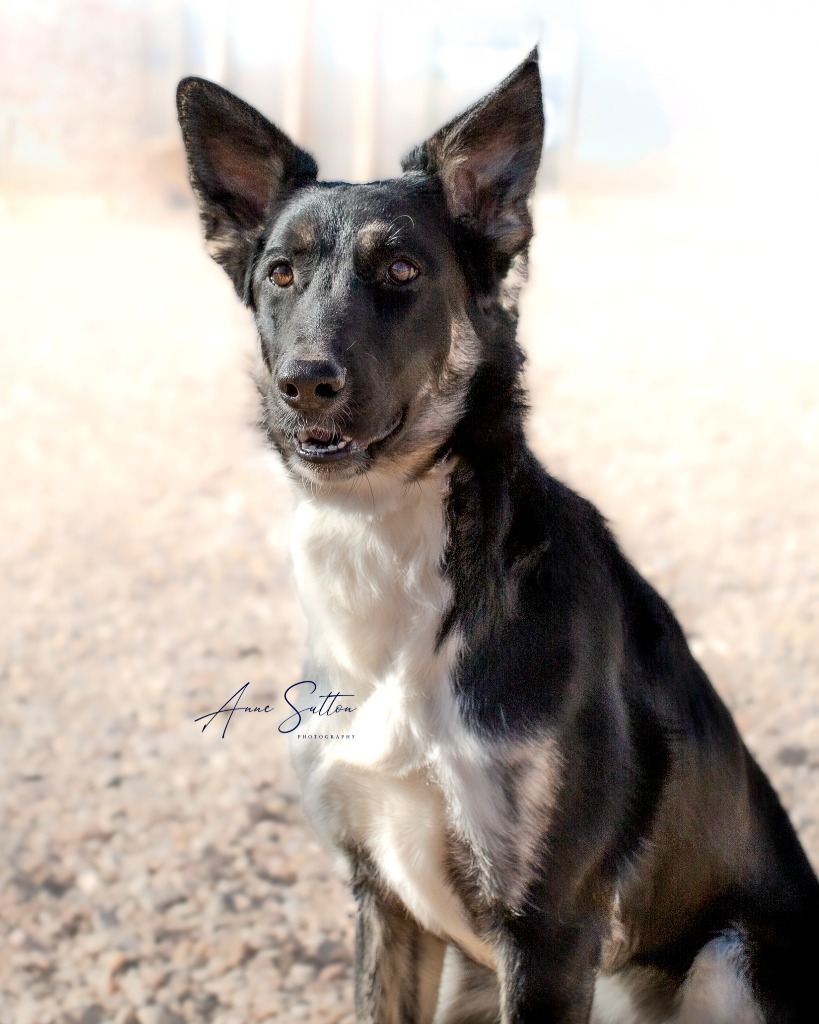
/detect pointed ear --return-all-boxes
[176,77,317,296]
[402,50,544,257]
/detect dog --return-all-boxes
[177,49,819,1024]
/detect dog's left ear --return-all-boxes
[176,77,318,297]
[402,49,544,257]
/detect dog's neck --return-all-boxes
[289,461,454,694]
[291,457,455,520]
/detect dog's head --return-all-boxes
[177,52,543,493]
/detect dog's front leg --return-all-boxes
[496,913,602,1024]
[353,874,447,1024]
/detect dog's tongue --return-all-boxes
[306,426,334,443]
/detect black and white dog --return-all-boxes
[178,51,818,1024]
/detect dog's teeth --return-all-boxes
[295,430,352,454]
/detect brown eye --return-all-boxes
[269,262,294,288]
[387,260,418,285]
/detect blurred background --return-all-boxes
[4,0,819,205]
[2,2,818,1023]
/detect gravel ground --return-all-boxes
[1,192,817,1024]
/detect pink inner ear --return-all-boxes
[448,166,479,221]
[445,131,519,223]
[473,133,517,180]
[447,158,506,232]
[210,136,283,219]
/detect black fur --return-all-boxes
[178,50,819,1024]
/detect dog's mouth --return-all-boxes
[293,411,404,464]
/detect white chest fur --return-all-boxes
[287,469,499,967]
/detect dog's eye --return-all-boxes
[269,263,294,288]
[387,260,418,285]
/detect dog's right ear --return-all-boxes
[176,78,317,297]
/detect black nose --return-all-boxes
[276,359,346,412]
